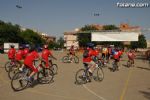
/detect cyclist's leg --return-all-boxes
[10,58,15,65]
[49,60,52,67]
[116,59,119,70]
[88,61,96,75]
[69,53,74,62]
[83,62,92,82]
[113,59,118,70]
[26,64,38,82]
[19,60,25,71]
[132,59,134,64]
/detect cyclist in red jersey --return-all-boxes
[118,49,123,58]
[24,46,40,82]
[69,45,75,62]
[113,49,120,69]
[127,50,136,64]
[8,45,16,62]
[83,46,96,79]
[41,44,57,68]
[15,46,24,65]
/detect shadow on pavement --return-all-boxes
[29,79,54,88]
[122,64,128,67]
[135,56,147,61]
[139,88,150,100]
[136,67,150,71]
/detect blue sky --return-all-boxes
[0,0,150,39]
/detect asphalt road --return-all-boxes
[0,51,150,100]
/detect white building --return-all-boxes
[64,32,79,50]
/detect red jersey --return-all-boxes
[127,52,135,59]
[24,51,39,65]
[83,49,95,62]
[15,50,24,61]
[8,48,16,59]
[118,50,122,57]
[41,49,52,60]
[114,51,119,59]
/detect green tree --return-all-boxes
[138,34,147,48]
[80,25,99,31]
[78,33,91,47]
[19,29,45,45]
[0,20,24,43]
[57,37,64,48]
[78,25,99,47]
[130,35,147,49]
[103,25,119,30]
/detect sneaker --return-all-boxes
[19,68,23,72]
[26,77,33,84]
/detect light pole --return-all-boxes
[16,0,22,26]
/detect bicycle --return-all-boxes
[62,53,79,64]
[98,58,107,68]
[8,60,37,80]
[8,64,21,79]
[127,59,134,68]
[75,61,104,85]
[111,60,119,72]
[11,61,54,91]
[48,57,58,75]
[4,60,21,72]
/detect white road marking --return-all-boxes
[83,84,107,100]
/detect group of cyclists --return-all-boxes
[6,43,136,89]
[67,43,136,80]
[81,44,136,79]
[7,44,57,83]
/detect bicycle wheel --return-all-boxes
[8,65,19,79]
[62,56,70,63]
[127,61,131,68]
[93,67,104,82]
[4,61,11,72]
[51,64,58,75]
[75,69,87,85]
[37,68,54,84]
[73,56,79,64]
[11,72,28,91]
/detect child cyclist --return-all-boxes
[69,45,75,62]
[15,46,24,66]
[8,45,16,63]
[113,49,120,71]
[127,49,136,65]
[82,44,96,82]
[41,44,57,68]
[24,45,40,82]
